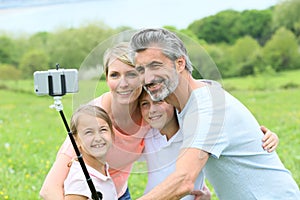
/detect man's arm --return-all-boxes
[138,148,209,200]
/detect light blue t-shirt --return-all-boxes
[177,80,300,200]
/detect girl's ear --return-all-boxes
[176,57,186,72]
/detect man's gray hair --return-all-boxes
[130,28,193,74]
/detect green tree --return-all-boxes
[0,64,21,80]
[188,10,240,44]
[19,49,49,78]
[46,23,117,69]
[262,27,299,71]
[0,36,16,64]
[236,9,273,45]
[272,0,300,37]
[230,36,262,76]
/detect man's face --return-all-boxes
[134,47,179,101]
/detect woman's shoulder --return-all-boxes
[89,92,112,111]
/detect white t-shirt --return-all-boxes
[64,161,118,200]
[143,128,204,200]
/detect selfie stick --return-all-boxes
[49,65,102,200]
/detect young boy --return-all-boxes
[64,105,118,200]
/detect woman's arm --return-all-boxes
[40,153,72,200]
[260,125,279,153]
[64,194,88,200]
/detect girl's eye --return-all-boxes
[85,130,93,135]
[99,128,109,133]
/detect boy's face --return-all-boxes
[76,113,113,160]
[134,47,179,101]
[139,92,174,130]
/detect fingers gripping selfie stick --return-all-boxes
[41,64,102,200]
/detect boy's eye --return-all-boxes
[140,101,150,108]
[155,100,164,105]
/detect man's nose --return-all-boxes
[144,69,155,85]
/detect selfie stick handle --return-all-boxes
[50,97,102,200]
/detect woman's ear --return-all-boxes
[176,57,186,72]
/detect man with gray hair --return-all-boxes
[130,28,300,200]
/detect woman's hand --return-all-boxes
[261,125,279,153]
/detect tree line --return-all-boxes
[0,0,299,80]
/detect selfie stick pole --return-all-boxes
[50,97,102,200]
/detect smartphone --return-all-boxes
[33,69,78,96]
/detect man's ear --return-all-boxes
[176,57,186,72]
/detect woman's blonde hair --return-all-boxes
[103,42,134,77]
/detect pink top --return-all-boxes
[64,161,118,200]
[57,94,150,197]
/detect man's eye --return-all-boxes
[127,72,138,78]
[136,66,145,74]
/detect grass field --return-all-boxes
[0,70,299,199]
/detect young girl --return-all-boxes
[40,43,149,200]
[64,104,118,200]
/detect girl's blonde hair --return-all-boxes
[70,104,114,139]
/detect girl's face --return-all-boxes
[106,59,142,105]
[76,113,113,160]
[139,92,174,130]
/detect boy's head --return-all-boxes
[139,89,176,131]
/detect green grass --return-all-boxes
[0,70,300,199]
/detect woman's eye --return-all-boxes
[109,72,119,78]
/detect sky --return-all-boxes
[0,0,279,35]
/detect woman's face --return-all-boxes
[106,59,142,105]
